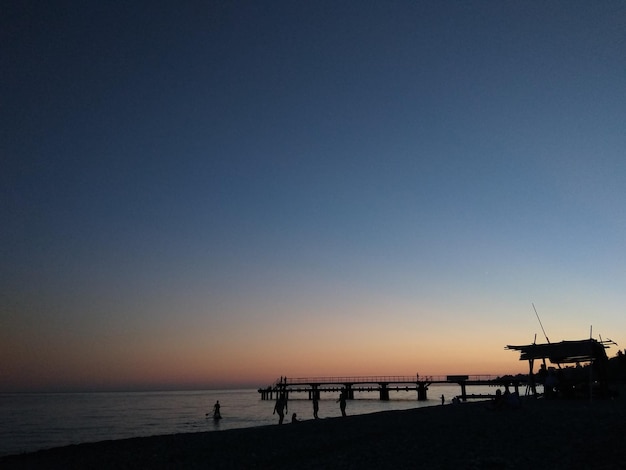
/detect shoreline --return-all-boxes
[3,397,626,469]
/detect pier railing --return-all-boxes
[280,375,500,385]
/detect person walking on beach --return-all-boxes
[337,390,347,417]
[441,394,445,405]
[273,394,288,424]
[312,396,319,419]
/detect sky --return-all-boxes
[2,1,626,392]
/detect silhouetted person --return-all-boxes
[312,396,319,419]
[493,389,504,409]
[337,390,347,417]
[506,390,521,409]
[212,400,221,419]
[537,363,547,384]
[441,394,445,405]
[273,395,288,424]
[291,412,299,423]
[544,368,558,399]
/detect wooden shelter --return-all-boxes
[506,338,612,397]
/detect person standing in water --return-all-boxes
[212,400,221,419]
[337,390,347,417]
[312,396,319,419]
[273,394,288,424]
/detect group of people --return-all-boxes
[209,388,350,426]
[213,385,521,425]
[491,387,522,409]
[273,389,348,424]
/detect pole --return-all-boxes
[532,303,549,343]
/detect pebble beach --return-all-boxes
[2,395,625,469]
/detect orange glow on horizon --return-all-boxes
[3,301,613,393]
[0,331,532,392]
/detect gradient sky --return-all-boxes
[2,1,625,392]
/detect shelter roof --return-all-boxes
[505,339,609,364]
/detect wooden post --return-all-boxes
[529,358,537,397]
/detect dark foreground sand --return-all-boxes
[3,396,626,469]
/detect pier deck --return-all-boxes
[258,375,527,401]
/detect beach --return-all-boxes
[2,396,625,469]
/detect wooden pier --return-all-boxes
[258,375,526,402]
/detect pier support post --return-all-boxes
[460,383,467,401]
[379,383,390,401]
[259,387,274,400]
[417,382,428,401]
[309,385,320,400]
[344,384,354,399]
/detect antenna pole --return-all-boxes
[532,303,550,343]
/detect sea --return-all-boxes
[0,383,519,457]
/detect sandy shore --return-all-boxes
[3,396,626,469]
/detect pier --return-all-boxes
[258,375,526,401]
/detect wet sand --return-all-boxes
[3,396,626,469]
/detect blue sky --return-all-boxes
[2,1,625,391]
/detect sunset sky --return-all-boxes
[2,1,625,392]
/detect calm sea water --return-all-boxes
[0,384,513,456]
